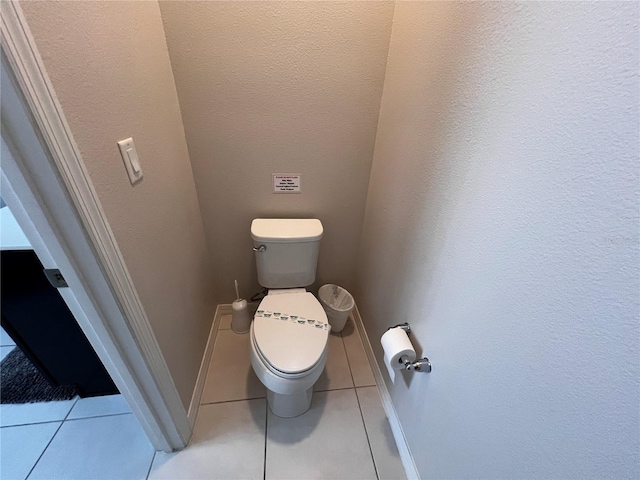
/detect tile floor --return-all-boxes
[150,314,405,480]
[0,316,405,480]
[0,394,146,480]
[1,326,149,480]
[0,327,16,363]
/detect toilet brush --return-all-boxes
[231,280,251,334]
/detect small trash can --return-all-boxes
[318,284,354,333]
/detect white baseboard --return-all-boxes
[351,304,420,480]
[187,304,230,429]
[187,303,258,427]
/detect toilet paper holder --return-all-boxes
[387,323,432,373]
[400,355,431,372]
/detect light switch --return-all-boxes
[127,148,141,173]
[117,137,143,185]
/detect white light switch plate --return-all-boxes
[117,137,143,185]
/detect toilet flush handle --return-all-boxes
[252,245,266,253]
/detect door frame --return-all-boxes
[1,1,190,452]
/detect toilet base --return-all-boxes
[267,386,313,418]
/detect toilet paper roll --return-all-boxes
[381,327,416,378]
[383,352,397,383]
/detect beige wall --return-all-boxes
[356,2,639,478]
[158,1,394,301]
[21,1,216,410]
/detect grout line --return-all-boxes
[63,411,133,422]
[200,395,267,406]
[354,388,380,480]
[341,323,380,480]
[355,385,378,392]
[25,421,64,479]
[356,381,377,388]
[145,451,157,480]
[339,321,358,389]
[25,396,79,479]
[314,385,357,393]
[0,417,66,428]
[343,318,378,389]
[0,419,62,429]
[263,398,268,480]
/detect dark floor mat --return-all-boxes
[1,347,77,404]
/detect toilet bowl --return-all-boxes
[249,289,329,417]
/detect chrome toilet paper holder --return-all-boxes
[387,323,432,373]
[400,355,431,372]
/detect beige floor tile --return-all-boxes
[266,389,377,480]
[149,400,266,480]
[201,329,265,404]
[356,386,406,480]
[314,333,354,392]
[341,317,376,387]
[219,314,232,330]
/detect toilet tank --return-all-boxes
[251,219,323,288]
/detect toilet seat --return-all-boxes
[253,291,329,376]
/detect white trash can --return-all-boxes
[318,284,354,333]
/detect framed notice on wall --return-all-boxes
[272,174,302,193]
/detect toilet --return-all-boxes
[249,218,329,418]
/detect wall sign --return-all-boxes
[273,174,301,193]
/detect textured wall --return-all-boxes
[158,1,394,301]
[355,2,639,478]
[21,1,216,410]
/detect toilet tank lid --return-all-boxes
[251,219,323,243]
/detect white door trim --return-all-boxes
[1,0,190,451]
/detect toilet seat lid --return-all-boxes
[253,292,329,374]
